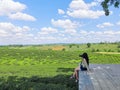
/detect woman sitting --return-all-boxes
[70,52,90,82]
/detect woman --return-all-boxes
[70,52,89,82]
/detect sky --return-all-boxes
[0,0,120,45]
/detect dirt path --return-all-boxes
[95,52,120,54]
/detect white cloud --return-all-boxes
[38,27,58,37]
[79,30,88,35]
[77,30,120,43]
[0,22,120,44]
[0,22,37,45]
[0,0,26,16]
[41,27,58,33]
[51,19,79,29]
[0,0,36,21]
[116,21,120,25]
[67,10,104,19]
[103,30,115,35]
[64,29,77,35]
[103,22,114,27]
[65,29,76,33]
[67,0,104,19]
[39,36,56,40]
[88,2,97,7]
[8,12,36,21]
[0,22,30,37]
[0,30,8,37]
[69,0,89,10]
[97,22,114,28]
[58,9,65,15]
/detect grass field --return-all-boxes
[0,43,120,90]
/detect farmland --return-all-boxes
[0,43,120,90]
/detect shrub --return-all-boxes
[108,49,111,52]
[69,45,72,48]
[77,45,79,48]
[87,43,91,48]
[118,49,120,52]
[104,49,107,52]
[91,48,95,52]
[117,44,120,48]
[62,48,66,51]
[96,49,100,52]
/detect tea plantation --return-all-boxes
[0,43,120,90]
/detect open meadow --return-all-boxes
[0,43,120,90]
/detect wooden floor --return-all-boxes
[79,64,120,90]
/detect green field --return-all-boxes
[0,43,120,90]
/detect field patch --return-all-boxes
[95,52,120,54]
[52,46,65,50]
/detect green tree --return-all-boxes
[117,44,120,48]
[69,44,72,48]
[77,45,79,48]
[87,43,91,48]
[101,0,120,16]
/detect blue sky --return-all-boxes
[0,0,120,45]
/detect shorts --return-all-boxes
[80,65,87,71]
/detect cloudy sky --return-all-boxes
[0,0,120,45]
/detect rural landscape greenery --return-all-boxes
[0,42,120,90]
[1,0,120,90]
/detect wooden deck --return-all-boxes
[79,64,120,90]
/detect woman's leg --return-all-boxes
[73,66,80,80]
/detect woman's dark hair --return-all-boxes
[79,52,89,66]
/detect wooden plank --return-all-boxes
[102,68,118,90]
[79,64,120,90]
[95,68,110,90]
[90,68,104,90]
[97,68,115,90]
[79,71,94,90]
[93,64,120,90]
